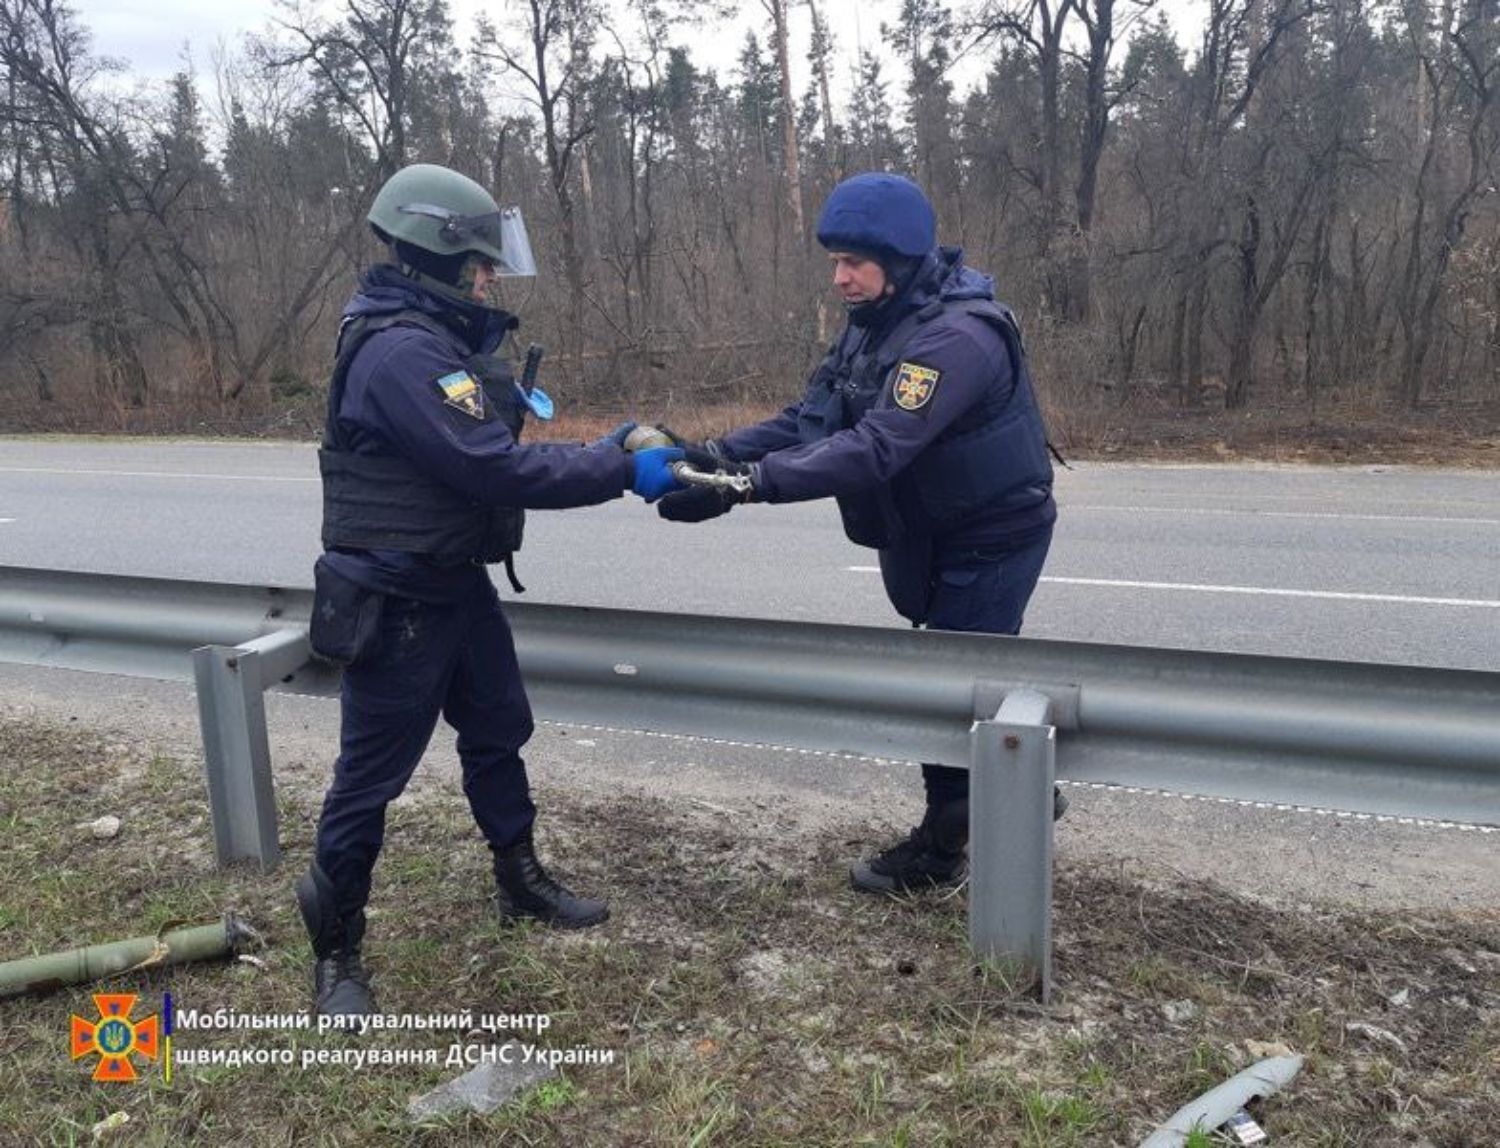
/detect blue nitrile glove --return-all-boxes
[631,447,686,502]
[520,384,555,420]
[595,421,638,448]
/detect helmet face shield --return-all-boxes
[395,203,537,277]
[493,208,537,277]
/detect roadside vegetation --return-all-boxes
[2,0,1498,446]
[2,719,1496,1145]
[8,393,1500,474]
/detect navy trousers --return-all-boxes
[919,526,1054,805]
[314,578,536,915]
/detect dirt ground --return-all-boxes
[2,720,1496,1146]
[6,391,1500,473]
[525,398,1500,472]
[1056,405,1500,470]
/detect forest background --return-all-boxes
[0,0,1496,457]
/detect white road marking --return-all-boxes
[0,466,315,483]
[1041,576,1500,608]
[844,567,1499,608]
[1073,504,1500,526]
[538,721,1496,834]
[0,517,13,524]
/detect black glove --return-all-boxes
[655,424,725,473]
[656,458,756,523]
[679,444,725,473]
[657,484,738,523]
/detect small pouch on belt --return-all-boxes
[309,556,385,666]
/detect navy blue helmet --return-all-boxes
[815,173,936,260]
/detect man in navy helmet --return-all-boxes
[299,162,685,1022]
[655,171,1061,896]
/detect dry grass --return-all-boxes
[8,391,1500,471]
[1,718,1497,1146]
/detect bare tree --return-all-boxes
[970,0,1076,315]
[261,0,455,178]
[0,0,151,404]
[479,0,600,386]
[806,0,840,180]
[1393,0,1499,406]
[763,0,805,244]
[1067,0,1155,322]
[1,0,1497,429]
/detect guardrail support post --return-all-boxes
[192,629,307,870]
[970,687,1056,1002]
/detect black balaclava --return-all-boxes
[392,239,482,294]
[846,250,927,329]
[386,240,514,353]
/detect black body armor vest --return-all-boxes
[319,310,528,565]
[796,298,1053,550]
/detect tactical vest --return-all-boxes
[796,297,1053,551]
[319,309,528,565]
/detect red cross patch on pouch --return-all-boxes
[892,362,941,411]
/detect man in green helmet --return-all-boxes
[299,163,685,1024]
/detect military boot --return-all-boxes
[296,864,376,1025]
[493,828,609,928]
[850,788,1069,895]
[850,799,969,895]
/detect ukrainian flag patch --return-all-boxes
[436,371,485,419]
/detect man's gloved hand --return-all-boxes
[679,443,724,473]
[656,485,737,523]
[595,420,638,448]
[658,424,741,480]
[654,424,728,472]
[630,446,686,502]
[657,459,756,523]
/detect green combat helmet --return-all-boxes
[368,163,537,282]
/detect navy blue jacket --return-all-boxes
[719,248,1056,554]
[322,266,631,600]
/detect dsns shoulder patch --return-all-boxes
[892,361,941,412]
[436,370,486,420]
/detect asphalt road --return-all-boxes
[2,439,1497,668]
[1,438,1496,911]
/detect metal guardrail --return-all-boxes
[4,565,1499,998]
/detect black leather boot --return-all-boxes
[850,799,969,895]
[296,863,376,1025]
[849,788,1068,896]
[493,828,609,929]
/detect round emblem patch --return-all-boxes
[892,362,941,411]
